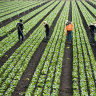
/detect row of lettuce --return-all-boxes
[0,1,66,96]
[25,1,69,96]
[81,1,96,17]
[0,1,38,16]
[72,1,96,96]
[0,1,58,58]
[77,1,95,26]
[0,1,53,37]
[0,1,43,22]
[0,0,96,95]
[89,0,96,5]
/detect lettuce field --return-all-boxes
[0,0,96,96]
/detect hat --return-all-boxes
[43,21,47,25]
[65,20,68,24]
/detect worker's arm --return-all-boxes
[65,26,67,36]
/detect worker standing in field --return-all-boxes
[65,20,74,43]
[17,19,24,42]
[88,23,96,45]
[43,21,49,42]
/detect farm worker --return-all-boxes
[16,19,24,42]
[65,20,74,43]
[88,22,96,45]
[43,21,49,41]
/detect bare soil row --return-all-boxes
[12,1,65,96]
[0,1,54,41]
[0,0,50,28]
[1,0,96,96]
[0,1,60,68]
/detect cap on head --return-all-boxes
[43,21,47,25]
[65,20,68,24]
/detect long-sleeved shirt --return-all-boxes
[17,22,24,32]
[65,23,74,32]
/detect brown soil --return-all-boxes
[80,1,96,60]
[78,1,96,60]
[0,1,50,28]
[59,1,73,96]
[59,43,73,96]
[0,1,60,69]
[0,1,54,41]
[1,1,61,94]
[86,0,96,9]
[76,1,96,94]
[81,1,96,18]
[0,3,38,18]
[1,0,96,96]
[12,1,64,96]
[12,39,48,96]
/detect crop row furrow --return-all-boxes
[0,1,50,28]
[0,1,54,37]
[82,1,96,17]
[0,1,60,79]
[72,1,96,95]
[0,31,43,96]
[0,1,24,9]
[86,0,96,7]
[77,1,95,26]
[0,2,38,18]
[77,0,96,83]
[0,1,38,14]
[0,29,41,83]
[0,1,44,22]
[0,1,59,58]
[0,1,63,95]
[25,1,70,96]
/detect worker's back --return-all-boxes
[65,23,74,31]
[17,22,24,32]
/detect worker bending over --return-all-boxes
[89,22,96,45]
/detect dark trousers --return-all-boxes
[18,32,24,41]
[46,31,49,40]
[89,31,95,44]
[67,31,72,42]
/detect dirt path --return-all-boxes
[76,1,96,60]
[59,0,73,96]
[0,1,60,68]
[86,0,96,9]
[12,41,47,96]
[12,1,65,96]
[0,1,50,28]
[80,1,96,60]
[59,44,73,96]
[76,1,96,94]
[0,3,38,18]
[81,1,96,18]
[0,1,54,41]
